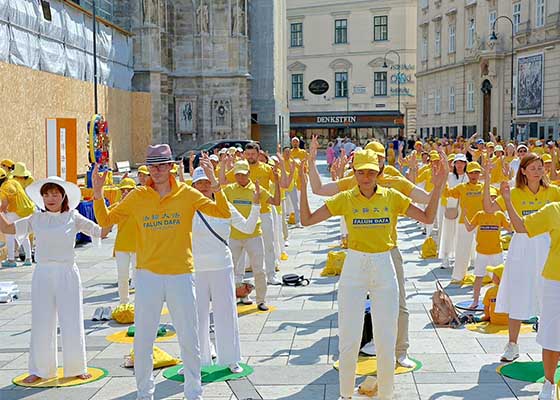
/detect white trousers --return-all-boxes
[115,251,136,304]
[134,270,201,400]
[452,223,475,281]
[29,264,87,378]
[230,236,267,304]
[338,250,399,400]
[260,212,277,280]
[195,268,241,366]
[4,212,31,261]
[438,215,458,260]
[273,207,284,260]
[286,188,300,224]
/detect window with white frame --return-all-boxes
[421,29,428,61]
[448,23,456,53]
[422,91,428,115]
[467,82,475,111]
[335,19,348,44]
[489,10,497,33]
[374,72,387,96]
[513,3,521,33]
[467,18,476,48]
[373,16,388,41]
[290,23,303,47]
[291,74,304,99]
[536,0,545,28]
[335,72,348,98]
[449,86,455,113]
[435,23,441,57]
[435,88,441,114]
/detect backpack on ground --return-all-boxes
[430,281,462,328]
[282,274,310,287]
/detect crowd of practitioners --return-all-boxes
[0,132,558,400]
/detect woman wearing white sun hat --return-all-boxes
[190,166,261,374]
[0,176,102,384]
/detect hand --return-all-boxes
[470,132,478,141]
[310,135,319,161]
[252,180,261,204]
[290,160,297,175]
[92,164,108,199]
[298,160,307,187]
[199,154,217,185]
[189,151,195,163]
[276,145,284,163]
[432,151,449,187]
[482,159,494,179]
[500,181,511,201]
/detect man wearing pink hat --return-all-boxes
[93,144,231,400]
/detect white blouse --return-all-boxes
[192,203,260,272]
[15,210,102,265]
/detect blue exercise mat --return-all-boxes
[455,300,483,311]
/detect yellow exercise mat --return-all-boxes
[13,367,108,388]
[237,304,277,316]
[466,321,534,335]
[333,356,422,376]
[452,274,493,287]
[106,329,176,344]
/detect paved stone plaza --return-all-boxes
[0,160,545,399]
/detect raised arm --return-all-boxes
[92,164,133,227]
[308,136,340,196]
[500,181,527,233]
[482,162,501,213]
[299,164,333,226]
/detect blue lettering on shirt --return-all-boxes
[479,225,499,231]
[352,218,390,225]
[233,200,252,205]
[522,210,537,216]
[466,191,481,197]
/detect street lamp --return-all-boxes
[383,50,401,138]
[490,16,515,139]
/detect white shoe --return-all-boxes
[440,258,450,269]
[295,223,303,229]
[284,241,289,247]
[500,342,520,362]
[268,276,282,285]
[240,295,253,305]
[397,355,416,368]
[538,379,555,400]
[92,307,103,321]
[101,306,112,321]
[210,342,217,359]
[360,340,376,356]
[229,362,243,374]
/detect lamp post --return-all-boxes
[92,0,98,114]
[383,50,401,138]
[490,16,515,139]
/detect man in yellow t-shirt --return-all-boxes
[223,160,280,310]
[445,161,484,281]
[0,168,35,267]
[93,145,230,400]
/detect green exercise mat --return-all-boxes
[126,325,167,337]
[497,361,560,383]
[163,363,254,383]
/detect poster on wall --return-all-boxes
[176,97,197,134]
[516,53,544,117]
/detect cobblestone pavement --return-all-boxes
[0,159,543,399]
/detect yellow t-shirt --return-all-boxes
[532,147,545,155]
[0,179,34,217]
[490,156,509,184]
[416,168,434,192]
[93,177,231,275]
[496,185,560,221]
[223,182,270,240]
[470,211,510,255]
[325,185,411,253]
[226,161,275,193]
[108,202,137,253]
[483,285,509,325]
[336,174,415,197]
[290,147,308,162]
[284,158,299,192]
[524,202,560,281]
[446,182,484,224]
[13,176,35,190]
[383,165,403,178]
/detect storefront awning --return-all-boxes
[290,122,404,129]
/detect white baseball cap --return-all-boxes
[209,154,219,162]
[453,153,468,163]
[192,167,210,184]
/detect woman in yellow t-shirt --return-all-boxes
[299,149,447,400]
[499,182,560,400]
[482,153,560,363]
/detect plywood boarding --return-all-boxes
[0,61,152,178]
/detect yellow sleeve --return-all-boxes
[324,192,347,217]
[500,212,511,230]
[495,196,506,212]
[470,211,482,226]
[391,189,412,215]
[524,203,557,238]
[225,168,235,184]
[394,177,415,197]
[193,188,232,219]
[336,176,356,192]
[259,188,271,204]
[446,185,461,199]
[93,191,136,227]
[1,181,17,198]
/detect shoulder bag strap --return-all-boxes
[196,211,229,248]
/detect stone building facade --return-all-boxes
[114,0,253,155]
[416,0,560,141]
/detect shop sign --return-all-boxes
[308,79,330,95]
[391,72,414,84]
[353,85,367,94]
[388,64,416,70]
[316,115,357,124]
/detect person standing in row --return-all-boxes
[300,148,446,400]
[191,166,261,374]
[93,145,231,400]
[482,153,560,362]
[0,177,101,384]
[499,181,560,400]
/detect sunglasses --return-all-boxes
[147,163,172,171]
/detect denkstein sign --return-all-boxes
[316,116,357,124]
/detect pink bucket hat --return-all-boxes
[145,144,174,165]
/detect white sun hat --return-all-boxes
[191,167,210,184]
[26,176,82,211]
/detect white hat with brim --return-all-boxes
[192,167,210,184]
[453,153,468,163]
[26,176,81,211]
